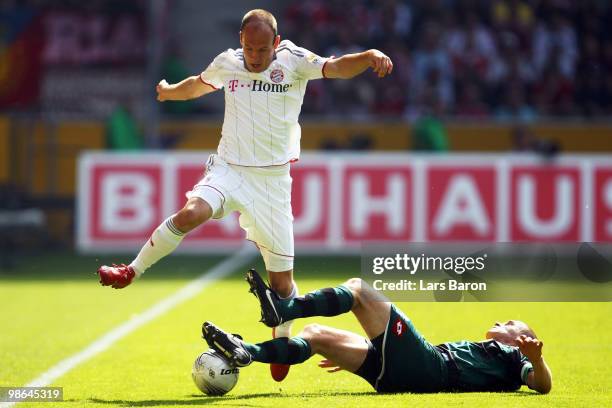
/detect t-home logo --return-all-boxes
[228,79,291,93]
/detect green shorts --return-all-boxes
[356,305,449,393]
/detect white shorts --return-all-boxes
[186,154,294,272]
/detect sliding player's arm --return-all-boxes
[323,49,393,79]
[517,335,552,394]
[156,77,218,101]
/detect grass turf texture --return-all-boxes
[1,252,611,407]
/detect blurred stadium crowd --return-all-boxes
[1,0,612,122]
[284,0,612,120]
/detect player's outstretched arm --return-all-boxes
[323,49,393,79]
[156,76,217,102]
[517,335,552,394]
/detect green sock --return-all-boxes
[279,285,354,321]
[244,337,311,364]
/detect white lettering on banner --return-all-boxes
[606,179,612,236]
[351,173,405,235]
[294,174,323,235]
[100,173,153,233]
[433,175,490,235]
[518,175,573,237]
[77,153,612,253]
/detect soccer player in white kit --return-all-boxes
[97,9,393,381]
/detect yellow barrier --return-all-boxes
[160,121,612,152]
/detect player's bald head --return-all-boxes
[241,9,277,39]
[239,9,280,73]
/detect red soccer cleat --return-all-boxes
[97,264,136,289]
[270,327,290,382]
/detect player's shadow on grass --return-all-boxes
[87,392,377,406]
[87,389,541,407]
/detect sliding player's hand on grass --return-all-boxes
[318,359,342,373]
[516,335,543,361]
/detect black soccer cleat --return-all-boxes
[202,321,252,367]
[246,268,283,327]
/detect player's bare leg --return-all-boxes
[97,197,213,288]
[299,324,370,373]
[267,268,296,381]
[172,197,214,233]
[342,278,391,339]
[268,269,294,298]
[206,322,369,375]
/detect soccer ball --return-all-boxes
[192,349,239,396]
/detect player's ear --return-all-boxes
[273,35,280,48]
[239,31,244,47]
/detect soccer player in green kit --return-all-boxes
[201,270,552,394]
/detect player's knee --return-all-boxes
[299,324,331,354]
[300,323,322,339]
[344,277,365,306]
[174,200,212,232]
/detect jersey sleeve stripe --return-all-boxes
[276,47,306,57]
[199,74,220,90]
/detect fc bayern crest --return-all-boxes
[270,69,284,83]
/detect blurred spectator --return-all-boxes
[491,0,535,49]
[532,12,578,79]
[412,21,454,111]
[455,81,489,118]
[281,0,612,120]
[107,105,143,150]
[411,91,448,151]
[5,0,612,120]
[447,11,497,81]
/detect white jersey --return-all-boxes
[200,39,330,166]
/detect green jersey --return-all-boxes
[437,339,533,392]
[362,306,534,393]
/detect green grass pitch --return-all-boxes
[1,252,611,407]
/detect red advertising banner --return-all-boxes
[76,153,612,253]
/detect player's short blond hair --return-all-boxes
[241,9,278,38]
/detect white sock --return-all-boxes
[274,282,298,338]
[130,216,185,275]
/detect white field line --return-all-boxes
[1,246,256,408]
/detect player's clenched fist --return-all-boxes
[368,49,393,78]
[156,79,171,101]
[516,334,543,361]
